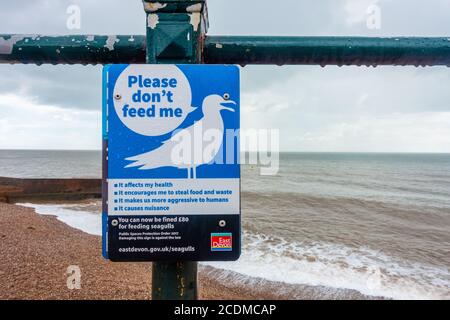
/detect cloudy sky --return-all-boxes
[1,0,450,152]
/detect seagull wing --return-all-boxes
[125,139,175,170]
[124,124,197,170]
[123,104,202,170]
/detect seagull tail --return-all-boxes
[124,153,158,169]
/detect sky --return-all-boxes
[1,0,450,152]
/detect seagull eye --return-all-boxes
[223,93,230,100]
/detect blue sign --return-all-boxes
[102,64,241,261]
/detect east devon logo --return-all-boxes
[211,233,232,251]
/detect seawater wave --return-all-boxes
[18,202,102,236]
[9,151,450,300]
[204,231,450,300]
[18,201,450,300]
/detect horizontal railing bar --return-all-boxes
[1,34,450,66]
[205,36,450,67]
[0,35,146,65]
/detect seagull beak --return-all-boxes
[220,100,236,112]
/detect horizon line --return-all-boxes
[1,148,450,154]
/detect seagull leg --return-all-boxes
[193,167,197,179]
[187,168,190,179]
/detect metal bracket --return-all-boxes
[143,0,208,64]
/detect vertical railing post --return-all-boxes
[142,0,208,300]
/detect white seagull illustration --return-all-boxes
[124,94,236,178]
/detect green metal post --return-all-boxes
[142,0,208,300]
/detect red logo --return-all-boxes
[211,233,232,251]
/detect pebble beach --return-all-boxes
[0,202,256,300]
[0,201,381,300]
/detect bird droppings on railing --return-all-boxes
[104,35,119,51]
[187,3,203,12]
[143,2,167,12]
[189,12,201,32]
[147,14,159,29]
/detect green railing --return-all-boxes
[1,0,449,300]
[2,35,450,66]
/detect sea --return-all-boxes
[1,150,449,300]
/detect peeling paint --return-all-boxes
[143,2,167,12]
[186,3,202,13]
[1,34,449,67]
[86,35,95,42]
[147,14,159,29]
[104,35,117,51]
[0,35,25,54]
[189,13,201,32]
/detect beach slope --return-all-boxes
[0,202,269,300]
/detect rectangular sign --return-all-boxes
[102,64,241,261]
